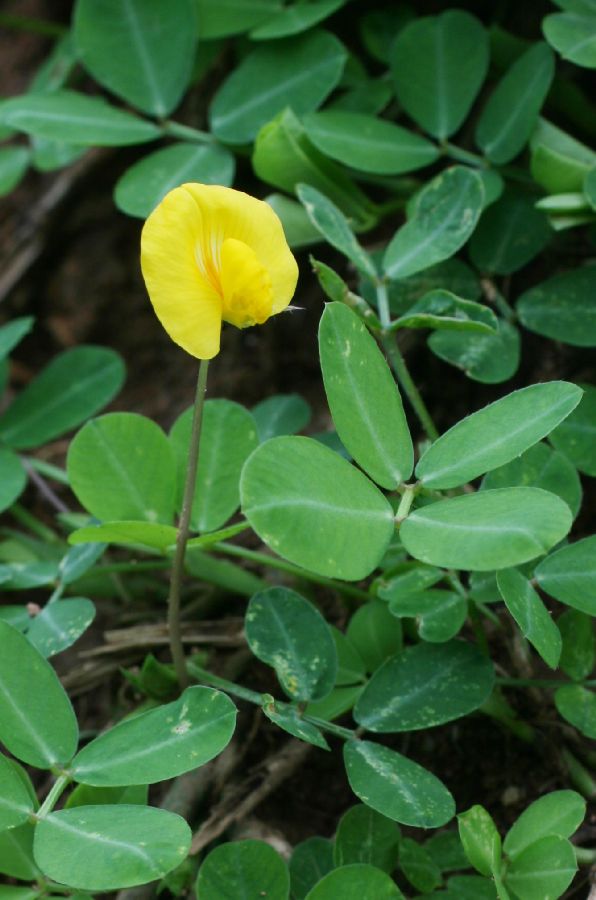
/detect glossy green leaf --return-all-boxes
[0,91,160,145]
[303,110,438,175]
[399,838,441,892]
[252,393,311,441]
[185,548,265,597]
[67,413,177,524]
[58,542,105,585]
[319,302,412,489]
[265,193,322,248]
[210,30,347,143]
[290,838,334,900]
[482,443,582,518]
[585,166,596,208]
[197,840,289,900]
[401,488,572,571]
[0,317,33,360]
[530,119,596,193]
[391,10,488,139]
[384,167,484,280]
[377,564,443,603]
[0,448,26,513]
[170,400,258,533]
[0,620,78,768]
[543,12,596,67]
[388,590,467,643]
[416,382,582,489]
[73,0,197,116]
[558,609,595,680]
[458,805,501,877]
[425,830,469,873]
[306,863,404,899]
[346,601,403,674]
[504,835,576,900]
[240,436,394,581]
[31,137,85,173]
[362,258,482,315]
[344,740,455,827]
[334,804,400,872]
[197,0,282,38]
[0,145,29,195]
[0,753,35,830]
[69,521,177,550]
[0,561,59,591]
[475,43,555,164]
[26,598,95,658]
[0,887,39,900]
[245,587,337,701]
[469,191,552,274]
[354,640,493,732]
[393,291,497,334]
[429,318,520,384]
[497,568,562,668]
[0,823,39,881]
[33,805,190,891]
[555,685,596,737]
[251,0,345,39]
[114,142,235,218]
[72,686,236,785]
[297,186,376,276]
[504,791,586,859]
[329,77,392,116]
[65,783,148,810]
[535,535,596,614]
[360,7,413,63]
[331,627,366,686]
[0,346,124,450]
[550,383,596,476]
[517,265,596,347]
[262,697,329,749]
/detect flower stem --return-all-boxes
[168,359,209,690]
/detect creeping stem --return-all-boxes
[168,359,210,689]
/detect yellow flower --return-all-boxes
[140,183,299,359]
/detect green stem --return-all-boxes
[380,334,440,442]
[161,120,213,144]
[575,846,596,865]
[168,360,210,690]
[0,13,67,36]
[562,747,596,799]
[24,458,69,486]
[395,485,415,522]
[211,541,370,603]
[37,775,70,819]
[9,503,58,542]
[442,141,487,167]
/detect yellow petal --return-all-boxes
[141,186,223,360]
[220,238,273,328]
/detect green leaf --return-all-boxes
[482,443,582,519]
[550,382,596,476]
[185,548,265,597]
[388,590,467,643]
[390,10,489,139]
[363,258,482,316]
[384,167,484,280]
[33,805,190,891]
[250,0,346,39]
[0,90,160,145]
[196,840,289,899]
[262,697,329,749]
[555,685,596,737]
[416,382,582,489]
[331,627,366,685]
[170,400,258,533]
[0,145,29,195]
[297,185,376,276]
[0,317,33,360]
[333,804,400,872]
[114,142,235,218]
[360,7,414,63]
[210,31,347,143]
[0,824,39,881]
[245,587,337,701]
[0,620,78,768]
[399,838,441,893]
[72,686,236,785]
[504,835,577,900]
[458,805,501,877]
[425,830,470,873]
[558,609,595,680]
[67,413,177,524]
[73,0,196,116]
[344,740,455,828]
[0,346,124,450]
[66,783,148,810]
[58,542,105,585]
[265,193,322,248]
[305,863,404,899]
[345,600,403,674]
[354,640,494,732]
[0,753,35,830]
[26,598,95,658]
[0,887,39,900]
[517,265,596,347]
[0,448,26,513]
[393,290,497,334]
[197,0,282,38]
[302,110,438,175]
[504,791,586,859]
[543,12,596,67]
[290,838,334,900]
[429,318,521,384]
[497,569,561,668]
[469,191,552,274]
[240,436,394,580]
[252,393,311,441]
[585,166,596,209]
[401,488,572,571]
[377,564,443,603]
[475,43,555,164]
[535,535,596,614]
[530,118,596,193]
[69,521,177,551]
[319,302,413,489]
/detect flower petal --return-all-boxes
[220,238,273,328]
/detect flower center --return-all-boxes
[218,238,274,328]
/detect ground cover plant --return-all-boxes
[0,0,595,897]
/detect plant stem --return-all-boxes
[442,141,487,167]
[575,846,596,865]
[0,13,67,36]
[211,541,370,603]
[168,360,209,690]
[37,775,70,818]
[562,746,596,799]
[9,503,59,542]
[395,485,415,522]
[497,677,596,688]
[24,458,69,486]
[162,120,213,144]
